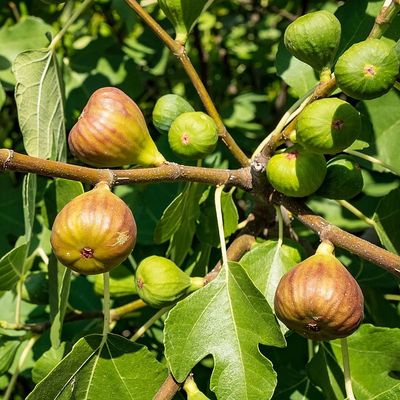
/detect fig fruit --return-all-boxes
[158,0,214,44]
[135,256,204,308]
[50,182,136,275]
[266,145,326,197]
[317,155,364,200]
[168,111,218,160]
[68,87,165,167]
[284,10,341,73]
[296,98,361,154]
[152,94,194,135]
[335,39,400,100]
[21,271,49,305]
[274,243,364,341]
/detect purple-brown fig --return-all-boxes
[50,182,136,275]
[274,243,364,341]
[68,87,165,167]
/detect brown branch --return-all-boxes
[153,373,181,400]
[369,1,400,39]
[124,0,250,167]
[0,150,252,191]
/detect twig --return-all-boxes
[368,0,400,39]
[124,0,249,167]
[153,373,181,400]
[341,338,356,400]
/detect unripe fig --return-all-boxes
[266,145,326,197]
[68,87,165,167]
[50,182,136,275]
[21,271,49,305]
[284,10,341,72]
[317,155,364,200]
[152,94,194,135]
[135,256,204,308]
[335,39,400,100]
[274,243,364,341]
[296,98,361,154]
[168,112,218,160]
[158,0,214,44]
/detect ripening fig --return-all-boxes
[135,256,204,308]
[68,87,165,168]
[158,0,214,44]
[274,242,364,341]
[317,155,364,200]
[335,39,400,100]
[284,10,341,74]
[296,98,361,154]
[266,145,326,197]
[168,111,218,159]
[50,182,137,275]
[152,94,194,134]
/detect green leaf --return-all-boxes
[23,174,37,246]
[32,342,68,384]
[329,324,400,399]
[240,240,302,308]
[373,188,400,254]
[0,243,28,290]
[0,16,53,88]
[275,41,318,98]
[0,82,5,110]
[164,262,285,399]
[0,337,22,374]
[13,49,66,161]
[27,334,168,400]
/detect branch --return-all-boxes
[124,0,250,167]
[0,150,252,191]
[368,0,400,39]
[153,373,181,400]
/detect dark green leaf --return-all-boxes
[0,243,28,290]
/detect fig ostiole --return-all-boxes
[317,155,364,200]
[68,87,165,168]
[284,10,341,73]
[266,145,326,197]
[158,0,214,44]
[168,111,218,160]
[50,182,137,275]
[296,98,361,154]
[335,39,400,100]
[274,241,364,341]
[135,256,204,308]
[152,94,194,135]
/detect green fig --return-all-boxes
[158,0,214,44]
[135,256,204,308]
[284,10,341,73]
[317,155,364,200]
[68,87,165,167]
[335,39,400,100]
[51,182,137,275]
[152,94,194,134]
[266,145,326,197]
[184,376,210,400]
[168,111,218,160]
[274,243,364,341]
[296,98,361,154]
[21,271,49,305]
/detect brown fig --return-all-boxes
[68,87,165,167]
[274,242,364,341]
[50,182,136,275]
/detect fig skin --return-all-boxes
[335,39,400,100]
[317,155,364,200]
[284,10,341,72]
[168,111,218,160]
[135,256,204,308]
[266,145,326,197]
[68,87,165,168]
[50,182,136,275]
[152,94,194,135]
[274,249,364,341]
[296,98,361,154]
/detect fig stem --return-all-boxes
[319,67,332,83]
[337,200,376,228]
[102,272,111,340]
[316,240,335,256]
[274,205,284,246]
[15,277,23,325]
[188,277,206,293]
[341,338,356,400]
[215,185,228,268]
[131,305,173,342]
